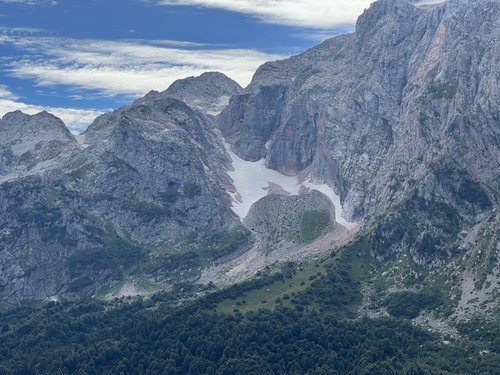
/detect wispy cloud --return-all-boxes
[2,34,284,97]
[155,0,373,29]
[0,0,57,4]
[0,26,45,34]
[0,84,19,100]
[0,29,284,130]
[0,84,104,132]
[140,39,212,48]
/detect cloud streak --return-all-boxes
[0,30,283,131]
[0,0,57,4]
[156,0,373,29]
[3,34,284,97]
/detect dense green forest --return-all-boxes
[0,238,498,374]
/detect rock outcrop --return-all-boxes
[142,72,242,116]
[245,190,335,248]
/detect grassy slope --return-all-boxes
[215,236,371,315]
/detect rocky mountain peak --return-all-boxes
[219,0,498,221]
[355,0,421,36]
[1,110,67,131]
[1,110,30,124]
[0,110,77,180]
[0,92,240,302]
[0,0,497,311]
[142,71,242,116]
[166,71,242,96]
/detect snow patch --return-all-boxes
[303,180,358,230]
[226,144,300,219]
[225,141,358,229]
[217,95,230,108]
[206,95,231,116]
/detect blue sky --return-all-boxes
[0,0,372,132]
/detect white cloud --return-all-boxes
[157,0,373,29]
[0,26,44,34]
[0,0,57,4]
[0,33,283,131]
[0,84,19,100]
[142,39,212,48]
[5,36,284,96]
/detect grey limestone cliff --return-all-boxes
[219,0,499,222]
[218,0,499,274]
[0,1,498,306]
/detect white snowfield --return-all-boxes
[225,143,358,230]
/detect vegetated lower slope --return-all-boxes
[0,236,497,375]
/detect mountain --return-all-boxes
[220,0,498,273]
[0,0,498,326]
[0,76,247,302]
[0,111,78,180]
[217,0,499,319]
[220,0,498,219]
[147,71,243,116]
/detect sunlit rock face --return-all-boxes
[219,0,499,223]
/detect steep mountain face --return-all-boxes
[0,77,246,302]
[218,0,499,292]
[79,96,238,245]
[219,0,499,221]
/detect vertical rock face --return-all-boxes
[219,0,499,222]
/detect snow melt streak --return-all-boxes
[225,144,357,229]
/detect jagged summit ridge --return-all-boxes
[0,76,242,302]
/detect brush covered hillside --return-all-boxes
[0,0,498,373]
